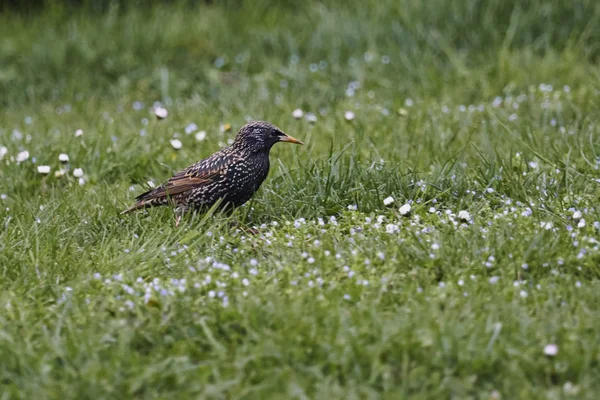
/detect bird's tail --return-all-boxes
[120,201,147,215]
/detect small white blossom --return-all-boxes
[185,123,198,134]
[347,204,357,211]
[37,165,51,175]
[75,129,84,137]
[428,207,436,213]
[543,344,558,356]
[383,196,394,206]
[58,153,70,163]
[528,161,538,169]
[305,112,317,123]
[0,146,7,159]
[170,139,182,150]
[572,210,582,220]
[577,219,586,229]
[344,111,355,121]
[540,221,553,230]
[489,276,499,284]
[385,224,399,234]
[195,131,207,141]
[154,107,168,119]
[73,168,84,178]
[78,177,86,186]
[457,210,471,222]
[16,150,30,163]
[292,108,304,119]
[398,203,411,216]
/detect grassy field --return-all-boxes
[1,0,600,398]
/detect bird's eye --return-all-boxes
[271,130,281,137]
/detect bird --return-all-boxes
[121,121,304,225]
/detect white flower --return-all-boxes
[75,129,84,137]
[185,123,198,134]
[398,203,411,216]
[543,344,558,356]
[292,108,304,119]
[73,168,84,178]
[58,153,70,163]
[572,210,582,220]
[344,111,355,121]
[0,146,7,159]
[577,219,586,229]
[305,113,317,123]
[170,139,182,150]
[457,210,471,222]
[540,221,553,230]
[16,150,30,163]
[431,243,440,250]
[385,224,399,234]
[195,131,207,141]
[78,177,86,186]
[347,204,357,211]
[528,161,538,169]
[428,207,436,213]
[54,169,66,177]
[154,107,168,119]
[489,276,499,284]
[37,165,51,174]
[383,196,394,206]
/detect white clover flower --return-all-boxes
[399,203,411,216]
[457,210,471,222]
[344,111,355,121]
[195,131,207,141]
[292,108,304,119]
[540,221,553,230]
[37,165,51,175]
[543,344,558,356]
[16,150,30,163]
[58,153,70,163]
[154,107,168,119]
[170,139,182,150]
[383,196,394,206]
[385,224,399,234]
[73,168,84,178]
[185,123,198,134]
[75,129,84,137]
[305,113,317,123]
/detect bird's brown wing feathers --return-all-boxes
[134,169,218,202]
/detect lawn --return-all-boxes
[1,0,600,398]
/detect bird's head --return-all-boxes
[233,121,303,153]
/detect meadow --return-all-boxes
[1,0,600,398]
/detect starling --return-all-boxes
[121,121,303,225]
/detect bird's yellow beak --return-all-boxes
[278,134,304,145]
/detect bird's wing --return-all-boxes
[135,153,231,203]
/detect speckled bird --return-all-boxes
[121,121,303,225]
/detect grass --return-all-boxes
[1,0,600,398]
